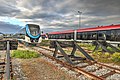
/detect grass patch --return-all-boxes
[77,43,120,63]
[78,43,96,51]
[11,50,40,59]
[92,51,120,64]
[63,42,120,64]
[92,51,112,63]
[39,40,50,46]
[111,52,120,62]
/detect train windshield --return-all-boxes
[28,24,40,36]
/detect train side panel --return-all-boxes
[45,24,120,43]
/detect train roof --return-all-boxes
[48,24,120,35]
[77,24,120,32]
[48,29,74,35]
[26,24,39,26]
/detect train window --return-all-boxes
[98,33,102,37]
[65,33,71,39]
[28,25,40,36]
[81,33,84,40]
[111,30,116,41]
[115,29,120,41]
[50,35,52,38]
[52,35,54,39]
[90,32,97,40]
[111,29,120,41]
[53,35,56,39]
[82,32,88,40]
[55,35,58,39]
[106,30,111,40]
[87,32,92,40]
[51,35,53,38]
[61,34,65,39]
[118,29,120,41]
[71,33,74,39]
[58,34,60,39]
[92,33,97,39]
[49,35,51,38]
[98,31,106,40]
[70,33,72,39]
[48,35,49,38]
[59,34,62,39]
[77,32,82,40]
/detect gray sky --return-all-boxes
[0,0,120,33]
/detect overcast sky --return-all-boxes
[0,0,120,33]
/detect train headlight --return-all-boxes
[25,36,31,43]
[38,37,42,43]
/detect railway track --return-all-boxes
[0,54,13,80]
[0,58,5,79]
[0,40,18,80]
[32,46,120,80]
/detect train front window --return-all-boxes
[29,25,40,36]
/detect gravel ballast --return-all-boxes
[14,58,78,80]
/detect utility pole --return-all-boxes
[78,11,82,29]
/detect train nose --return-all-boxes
[32,40,35,42]
[33,39,38,42]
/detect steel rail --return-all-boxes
[19,42,120,80]
[33,47,104,80]
[34,46,120,80]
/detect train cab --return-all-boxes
[25,24,41,43]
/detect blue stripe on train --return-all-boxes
[25,24,40,39]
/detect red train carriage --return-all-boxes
[43,24,120,42]
[76,24,120,41]
[41,33,48,39]
[48,30,74,39]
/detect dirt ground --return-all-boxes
[20,58,78,80]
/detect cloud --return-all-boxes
[0,0,120,33]
[0,0,20,17]
[82,0,120,16]
[0,21,22,33]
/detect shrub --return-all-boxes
[111,52,120,62]
[104,53,110,58]
[11,50,39,59]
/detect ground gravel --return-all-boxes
[18,58,78,80]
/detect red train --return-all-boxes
[42,24,120,43]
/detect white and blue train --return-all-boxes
[16,24,42,44]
